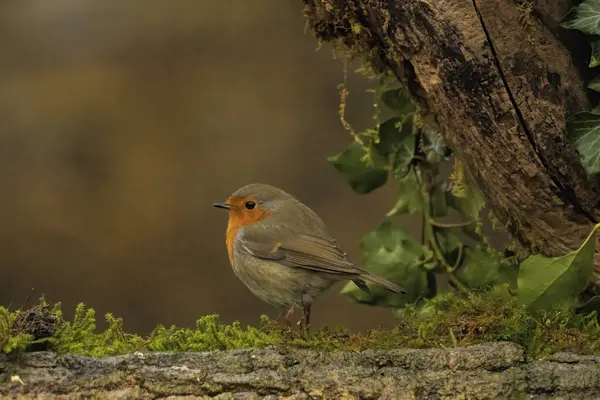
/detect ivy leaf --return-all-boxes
[328,142,388,194]
[447,160,486,228]
[517,223,600,311]
[380,87,417,117]
[447,182,485,221]
[592,104,600,115]
[391,115,417,178]
[359,220,413,256]
[341,221,430,307]
[456,247,518,289]
[422,127,450,164]
[560,0,600,36]
[588,74,600,92]
[375,117,402,157]
[431,182,449,218]
[388,173,447,218]
[565,111,600,175]
[434,229,462,266]
[446,187,486,240]
[387,170,423,216]
[375,116,417,179]
[591,41,600,68]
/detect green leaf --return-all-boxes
[387,169,423,216]
[565,111,600,175]
[591,104,600,115]
[560,0,600,36]
[446,186,486,240]
[517,223,600,311]
[422,127,450,164]
[328,142,388,194]
[380,87,417,117]
[447,183,485,221]
[388,173,448,218]
[375,117,403,157]
[456,247,518,289]
[431,182,449,218]
[341,221,430,307]
[434,228,461,266]
[390,115,417,178]
[588,74,600,92]
[376,116,417,179]
[591,41,600,68]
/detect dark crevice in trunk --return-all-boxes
[472,0,598,225]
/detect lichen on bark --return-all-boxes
[2,342,600,399]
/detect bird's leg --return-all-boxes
[284,305,295,329]
[302,304,311,332]
[275,309,284,321]
[297,285,311,333]
[276,305,295,329]
[297,303,311,333]
[286,305,295,319]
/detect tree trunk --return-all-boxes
[2,343,600,399]
[303,0,600,285]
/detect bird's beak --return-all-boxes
[212,202,233,210]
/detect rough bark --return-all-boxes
[303,0,600,284]
[1,343,600,399]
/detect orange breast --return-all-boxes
[224,198,271,263]
[225,221,239,263]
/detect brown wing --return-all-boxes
[239,229,366,277]
[239,227,404,294]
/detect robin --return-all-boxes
[213,183,405,329]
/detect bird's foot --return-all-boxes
[275,305,310,334]
[275,306,295,330]
[297,304,311,334]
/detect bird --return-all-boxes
[212,183,405,329]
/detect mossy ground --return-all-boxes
[1,287,599,360]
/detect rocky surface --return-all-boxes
[1,342,600,399]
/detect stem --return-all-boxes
[418,163,453,272]
[420,214,426,245]
[416,157,470,293]
[448,272,470,294]
[430,220,476,229]
[427,235,452,271]
[412,255,435,269]
[447,243,464,273]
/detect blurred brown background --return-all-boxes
[0,0,422,334]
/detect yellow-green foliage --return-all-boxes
[1,290,599,359]
[51,304,147,357]
[394,287,600,358]
[0,307,33,354]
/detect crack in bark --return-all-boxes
[471,0,598,225]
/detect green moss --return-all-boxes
[392,287,600,358]
[1,289,599,360]
[304,0,375,61]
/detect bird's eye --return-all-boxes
[244,201,256,210]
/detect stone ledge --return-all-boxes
[1,342,599,399]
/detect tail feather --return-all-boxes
[352,279,371,293]
[359,273,406,294]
